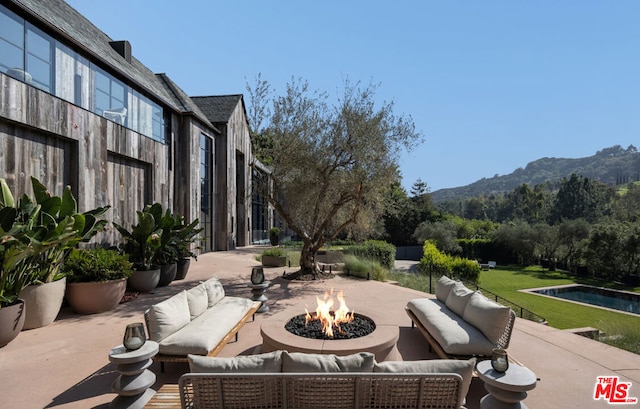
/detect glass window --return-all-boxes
[0,5,25,75]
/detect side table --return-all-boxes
[108,340,159,409]
[476,359,537,409]
[248,281,271,313]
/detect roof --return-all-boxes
[191,94,246,125]
[8,0,211,126]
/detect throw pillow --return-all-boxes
[204,277,225,307]
[186,283,208,319]
[463,291,511,345]
[147,290,190,341]
[435,275,458,303]
[445,282,474,316]
[373,357,476,405]
[282,351,375,373]
[188,351,283,373]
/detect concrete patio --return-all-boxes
[1,247,638,408]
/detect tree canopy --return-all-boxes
[247,76,422,277]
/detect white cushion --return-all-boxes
[188,351,283,373]
[157,296,255,355]
[373,357,476,405]
[147,291,190,342]
[186,283,209,319]
[204,277,225,307]
[463,291,511,345]
[435,276,458,303]
[445,282,474,316]
[282,351,375,373]
[407,298,497,356]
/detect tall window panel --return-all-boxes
[200,134,213,252]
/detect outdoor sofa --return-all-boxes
[143,350,476,409]
[144,276,261,371]
[406,276,516,359]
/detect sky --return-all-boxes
[64,1,640,193]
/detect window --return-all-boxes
[0,6,24,75]
[200,134,213,252]
[25,24,52,92]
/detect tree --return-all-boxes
[248,77,422,278]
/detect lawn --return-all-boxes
[389,266,640,354]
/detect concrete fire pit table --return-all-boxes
[261,306,399,361]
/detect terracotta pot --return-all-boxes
[175,258,191,280]
[157,263,177,287]
[65,278,127,314]
[127,268,160,293]
[0,300,26,347]
[19,277,66,329]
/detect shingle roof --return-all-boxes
[9,0,211,126]
[191,95,245,124]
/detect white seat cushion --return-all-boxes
[463,291,511,345]
[407,298,496,356]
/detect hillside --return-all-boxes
[431,145,640,203]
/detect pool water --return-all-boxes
[530,285,640,315]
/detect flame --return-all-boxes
[305,289,354,337]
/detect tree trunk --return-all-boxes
[300,242,318,272]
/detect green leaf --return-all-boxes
[59,186,77,217]
[30,177,50,204]
[0,178,15,208]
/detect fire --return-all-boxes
[305,289,354,337]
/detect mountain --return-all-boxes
[430,145,640,203]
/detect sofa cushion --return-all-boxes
[445,282,474,316]
[186,283,209,319]
[463,292,511,345]
[147,290,191,342]
[282,351,375,373]
[204,277,225,307]
[188,351,283,373]
[435,276,458,303]
[407,298,497,356]
[157,296,255,355]
[373,357,476,405]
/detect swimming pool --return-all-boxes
[526,285,640,315]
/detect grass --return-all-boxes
[388,266,640,354]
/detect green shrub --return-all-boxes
[62,248,133,283]
[262,248,285,258]
[343,254,388,281]
[450,257,480,284]
[418,241,452,276]
[346,240,395,270]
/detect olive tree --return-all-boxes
[248,77,422,278]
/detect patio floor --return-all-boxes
[1,247,639,408]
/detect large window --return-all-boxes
[200,134,214,252]
[0,4,166,142]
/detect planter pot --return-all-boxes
[128,268,160,293]
[65,278,127,314]
[19,277,66,330]
[262,255,287,267]
[175,258,191,280]
[157,263,177,287]
[0,299,26,347]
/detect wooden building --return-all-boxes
[0,0,261,252]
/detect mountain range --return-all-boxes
[430,145,640,203]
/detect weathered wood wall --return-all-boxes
[0,74,186,246]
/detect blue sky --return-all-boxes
[65,1,640,192]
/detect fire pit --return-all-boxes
[261,290,399,361]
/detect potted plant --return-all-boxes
[62,248,133,314]
[261,248,287,267]
[174,217,204,280]
[269,227,281,246]
[114,204,163,292]
[153,208,181,286]
[17,177,110,329]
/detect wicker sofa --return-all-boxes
[144,351,476,409]
[144,277,261,370]
[406,276,516,359]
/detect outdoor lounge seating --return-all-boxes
[144,276,261,371]
[406,276,516,359]
[143,351,476,409]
